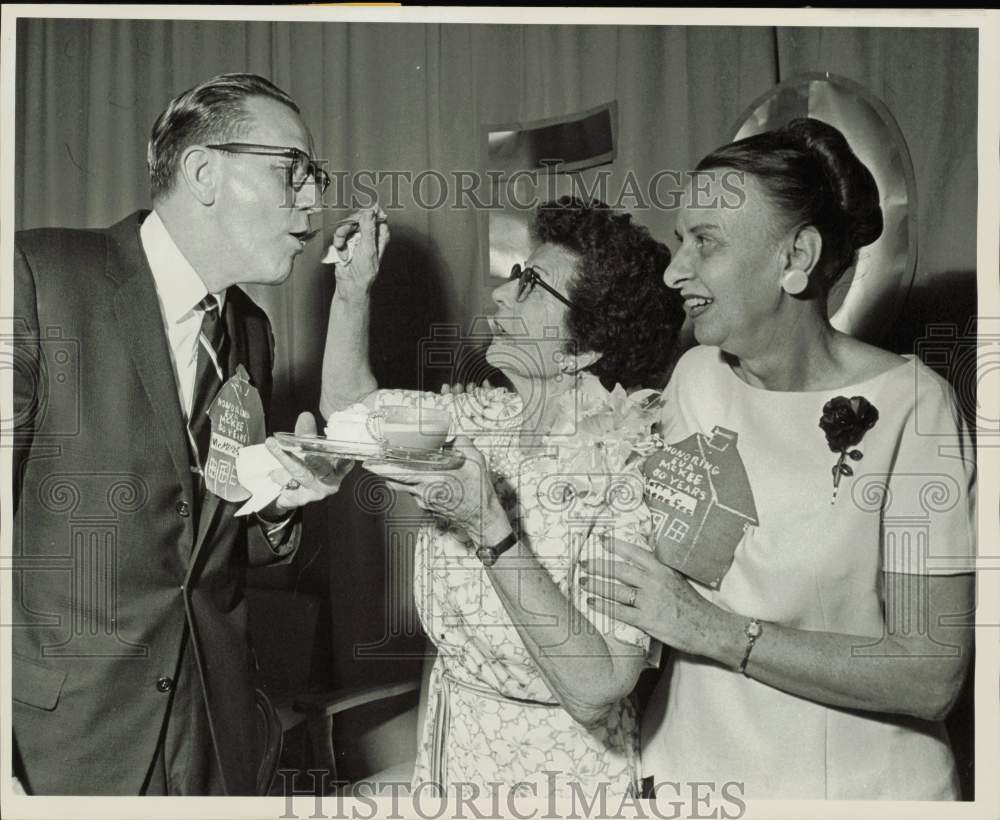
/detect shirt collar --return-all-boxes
[140,209,226,323]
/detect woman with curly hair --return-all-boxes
[318,198,684,800]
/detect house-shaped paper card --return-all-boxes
[641,426,758,589]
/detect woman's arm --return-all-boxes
[319,209,388,417]
[723,571,972,721]
[483,518,648,727]
[364,443,647,727]
[586,541,974,722]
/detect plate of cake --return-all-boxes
[274,403,464,470]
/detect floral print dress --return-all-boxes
[370,375,661,800]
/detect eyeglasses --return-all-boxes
[509,263,577,310]
[205,142,331,194]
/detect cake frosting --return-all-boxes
[324,403,382,454]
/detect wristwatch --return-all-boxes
[475,531,518,567]
[737,617,763,675]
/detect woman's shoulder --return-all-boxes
[836,335,908,383]
[834,339,967,436]
[456,384,523,416]
[660,346,734,412]
[373,384,523,424]
[668,345,729,382]
[837,337,958,404]
[372,387,456,411]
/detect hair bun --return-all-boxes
[786,118,883,250]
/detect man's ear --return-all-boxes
[178,145,216,206]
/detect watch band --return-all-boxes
[737,617,762,675]
[475,531,518,567]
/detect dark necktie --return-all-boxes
[188,294,229,476]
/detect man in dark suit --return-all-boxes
[11,74,351,795]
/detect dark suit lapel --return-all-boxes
[108,213,194,504]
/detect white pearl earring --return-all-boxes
[781,269,809,295]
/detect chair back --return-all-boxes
[255,687,284,795]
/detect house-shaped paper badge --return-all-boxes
[641,426,758,588]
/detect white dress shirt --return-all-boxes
[140,210,226,421]
[139,211,293,532]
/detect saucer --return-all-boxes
[274,433,465,470]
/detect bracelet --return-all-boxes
[475,531,518,567]
[737,618,763,675]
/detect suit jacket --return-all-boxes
[11,211,300,795]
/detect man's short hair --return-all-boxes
[146,73,299,200]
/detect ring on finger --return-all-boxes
[284,478,302,491]
[626,586,638,607]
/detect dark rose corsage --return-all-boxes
[819,396,879,503]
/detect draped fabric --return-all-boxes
[13,18,977,786]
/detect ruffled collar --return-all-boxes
[450,373,664,476]
[539,372,661,464]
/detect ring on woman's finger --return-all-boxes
[284,478,302,491]
[626,586,638,607]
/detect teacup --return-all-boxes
[365,405,453,451]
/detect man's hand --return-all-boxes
[325,206,389,297]
[262,412,354,513]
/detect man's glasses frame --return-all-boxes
[205,142,331,194]
[509,263,577,310]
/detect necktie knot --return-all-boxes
[197,295,225,356]
[197,294,221,318]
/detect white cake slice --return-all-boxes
[323,403,383,455]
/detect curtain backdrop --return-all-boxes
[13,17,978,785]
[16,22,978,393]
